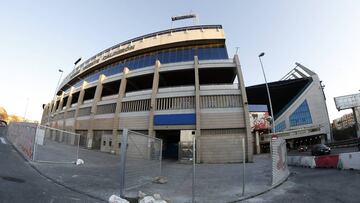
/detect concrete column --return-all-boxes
[45,103,51,125]
[194,56,201,163]
[57,92,65,111]
[62,87,74,132]
[148,60,161,137]
[73,81,88,132]
[47,102,53,122]
[112,68,129,153]
[87,74,106,149]
[48,100,56,126]
[41,104,49,124]
[51,97,58,113]
[234,54,253,162]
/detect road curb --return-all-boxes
[228,172,290,203]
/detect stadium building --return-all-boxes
[246,64,332,152]
[41,25,254,163]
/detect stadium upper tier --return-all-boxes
[58,25,228,94]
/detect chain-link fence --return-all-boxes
[7,122,37,160]
[120,129,163,196]
[192,137,247,203]
[33,125,80,163]
[5,122,80,164]
[271,137,290,185]
[4,123,289,202]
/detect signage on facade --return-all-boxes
[102,45,135,61]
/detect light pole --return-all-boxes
[258,53,276,136]
[47,69,64,125]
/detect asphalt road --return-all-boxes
[245,167,360,203]
[0,136,102,203]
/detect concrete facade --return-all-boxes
[41,25,253,163]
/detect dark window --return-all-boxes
[62,45,228,92]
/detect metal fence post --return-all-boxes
[242,137,245,196]
[192,136,196,203]
[32,125,39,161]
[119,128,129,197]
[159,139,163,176]
[76,132,80,161]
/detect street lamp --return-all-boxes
[47,69,64,125]
[258,52,276,136]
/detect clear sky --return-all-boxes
[0,0,359,121]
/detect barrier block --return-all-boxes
[287,156,296,165]
[287,156,300,166]
[315,155,339,168]
[300,156,316,168]
[338,152,360,170]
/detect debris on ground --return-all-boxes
[108,195,129,203]
[138,192,168,203]
[75,159,84,165]
[152,176,168,184]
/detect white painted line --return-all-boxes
[0,137,7,144]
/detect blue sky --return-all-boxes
[0,0,359,121]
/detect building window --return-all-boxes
[275,121,286,132]
[289,100,313,127]
[65,45,228,92]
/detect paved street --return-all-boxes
[3,130,360,203]
[33,147,273,203]
[0,136,102,203]
[245,167,360,203]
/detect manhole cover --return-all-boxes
[1,176,25,183]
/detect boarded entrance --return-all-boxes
[156,130,180,159]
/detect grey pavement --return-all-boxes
[31,141,273,203]
[0,135,102,203]
[126,154,272,203]
[244,167,360,203]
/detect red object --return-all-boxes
[315,155,339,168]
[271,134,278,140]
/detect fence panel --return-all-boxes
[6,122,37,160]
[192,136,248,203]
[33,125,80,163]
[123,130,163,192]
[271,138,290,185]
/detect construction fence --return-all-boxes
[4,123,290,202]
[5,122,80,163]
[271,138,290,186]
[120,129,163,193]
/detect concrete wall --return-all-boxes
[199,130,245,163]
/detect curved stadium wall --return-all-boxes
[41,25,253,163]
